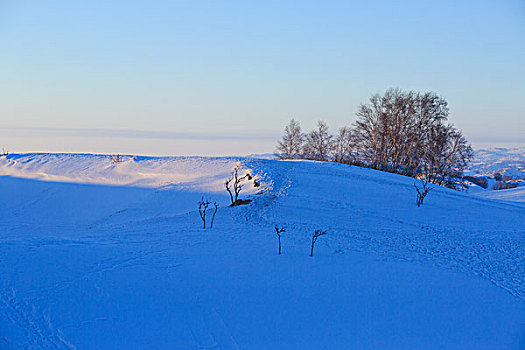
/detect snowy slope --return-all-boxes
[0,154,524,349]
[474,186,525,203]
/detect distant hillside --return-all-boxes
[465,147,525,194]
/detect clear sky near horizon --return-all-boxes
[1,0,524,156]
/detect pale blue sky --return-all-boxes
[1,0,524,155]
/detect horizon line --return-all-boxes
[0,125,280,141]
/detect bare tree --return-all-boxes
[2,148,8,156]
[198,198,219,228]
[420,124,473,190]
[353,89,472,188]
[303,120,333,161]
[275,119,304,159]
[225,167,251,206]
[414,179,432,207]
[274,89,473,191]
[210,201,218,228]
[310,229,327,257]
[225,177,234,205]
[198,197,210,228]
[333,127,356,164]
[274,225,286,255]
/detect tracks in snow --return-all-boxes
[0,288,75,350]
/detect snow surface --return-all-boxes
[0,153,524,349]
[472,186,525,203]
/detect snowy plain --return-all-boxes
[0,153,524,349]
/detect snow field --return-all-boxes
[0,153,523,349]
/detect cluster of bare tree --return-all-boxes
[275,89,473,189]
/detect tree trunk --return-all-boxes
[210,207,217,228]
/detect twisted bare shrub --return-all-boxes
[414,180,432,207]
[225,167,251,206]
[198,197,218,228]
[310,229,327,257]
[274,225,286,255]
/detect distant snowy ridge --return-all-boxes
[0,153,258,194]
[465,147,525,195]
[245,153,275,160]
[468,147,525,174]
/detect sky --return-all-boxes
[1,0,524,156]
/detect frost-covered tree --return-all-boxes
[275,119,304,159]
[303,121,333,161]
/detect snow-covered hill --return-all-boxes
[0,154,523,349]
[0,153,257,190]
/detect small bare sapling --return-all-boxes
[198,197,218,229]
[198,197,210,229]
[414,179,432,207]
[210,201,218,228]
[274,225,286,255]
[310,229,327,257]
[225,166,252,206]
